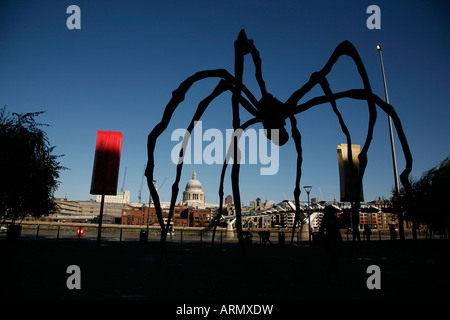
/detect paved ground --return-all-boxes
[0,238,449,304]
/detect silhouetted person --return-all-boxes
[258,231,272,246]
[319,205,343,286]
[364,224,372,241]
[242,231,253,244]
[390,225,397,241]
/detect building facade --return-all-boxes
[96,190,130,204]
[53,198,131,223]
[121,205,212,227]
[225,195,233,207]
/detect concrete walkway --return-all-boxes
[0,238,449,301]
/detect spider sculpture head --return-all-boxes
[259,93,289,146]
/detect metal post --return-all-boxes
[377,45,404,240]
[36,226,39,240]
[146,200,150,235]
[304,186,312,243]
[308,193,311,242]
[57,226,60,240]
[97,194,105,245]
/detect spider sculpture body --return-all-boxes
[145,30,412,268]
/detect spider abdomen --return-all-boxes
[259,94,289,146]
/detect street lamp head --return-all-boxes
[303,185,312,193]
[376,44,382,51]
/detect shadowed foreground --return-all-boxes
[0,239,449,301]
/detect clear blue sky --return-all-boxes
[1,0,449,205]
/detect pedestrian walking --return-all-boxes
[390,225,397,241]
[364,224,372,241]
[318,205,343,287]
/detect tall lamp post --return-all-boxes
[376,45,404,240]
[303,186,312,242]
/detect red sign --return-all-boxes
[76,227,84,236]
[90,131,123,195]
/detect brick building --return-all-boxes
[121,205,212,227]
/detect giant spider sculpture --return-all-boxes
[145,30,412,268]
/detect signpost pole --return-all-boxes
[97,194,105,245]
[90,130,123,245]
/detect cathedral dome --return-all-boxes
[185,170,202,191]
[182,169,205,208]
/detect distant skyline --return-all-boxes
[1,1,449,206]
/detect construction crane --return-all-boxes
[158,177,167,194]
[138,162,168,203]
[138,165,145,203]
[151,177,167,203]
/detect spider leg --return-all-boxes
[211,118,260,247]
[164,80,231,239]
[286,41,379,239]
[293,89,412,218]
[235,29,268,97]
[232,30,267,128]
[288,115,303,245]
[293,89,412,191]
[313,74,367,242]
[146,69,260,182]
[145,71,233,230]
[208,117,260,270]
[169,85,258,239]
[287,40,378,183]
[228,30,269,262]
[368,94,412,195]
[145,70,258,211]
[230,131,248,271]
[146,75,258,261]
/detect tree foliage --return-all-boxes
[0,107,66,223]
[395,156,450,231]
